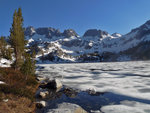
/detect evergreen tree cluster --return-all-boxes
[0,36,12,60]
[20,53,36,79]
[0,8,36,78]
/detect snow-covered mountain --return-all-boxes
[25,20,150,63]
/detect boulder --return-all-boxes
[47,102,87,113]
[46,79,62,90]
[36,101,47,109]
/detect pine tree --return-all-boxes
[20,53,36,79]
[5,47,12,60]
[31,50,36,59]
[10,8,25,70]
[0,36,12,60]
[0,36,7,58]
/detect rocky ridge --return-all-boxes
[25,20,150,63]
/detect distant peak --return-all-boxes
[24,26,35,36]
[130,19,150,33]
[35,27,61,38]
[83,29,108,38]
[112,33,122,37]
[62,29,78,38]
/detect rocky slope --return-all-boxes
[25,20,150,63]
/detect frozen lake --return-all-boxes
[36,61,150,113]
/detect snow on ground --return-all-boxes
[0,81,5,84]
[0,58,12,67]
[36,61,150,100]
[36,61,150,113]
[101,100,150,113]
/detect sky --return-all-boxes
[1,0,150,36]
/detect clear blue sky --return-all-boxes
[1,0,150,36]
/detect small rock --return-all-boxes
[36,101,47,109]
[39,91,49,98]
[64,88,78,98]
[87,88,96,95]
[36,76,46,82]
[36,89,49,98]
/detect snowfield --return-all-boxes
[101,100,150,113]
[36,61,150,113]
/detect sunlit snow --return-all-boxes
[0,81,5,84]
[101,100,150,113]
[0,58,12,67]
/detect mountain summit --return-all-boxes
[83,29,108,38]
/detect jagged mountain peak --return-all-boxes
[24,26,36,37]
[25,26,62,38]
[83,29,109,38]
[62,29,78,38]
[35,27,61,38]
[25,26,79,39]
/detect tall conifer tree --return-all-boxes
[0,36,7,57]
[10,8,25,70]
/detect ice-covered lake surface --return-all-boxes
[37,61,150,113]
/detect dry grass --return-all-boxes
[0,94,35,113]
[0,67,39,113]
